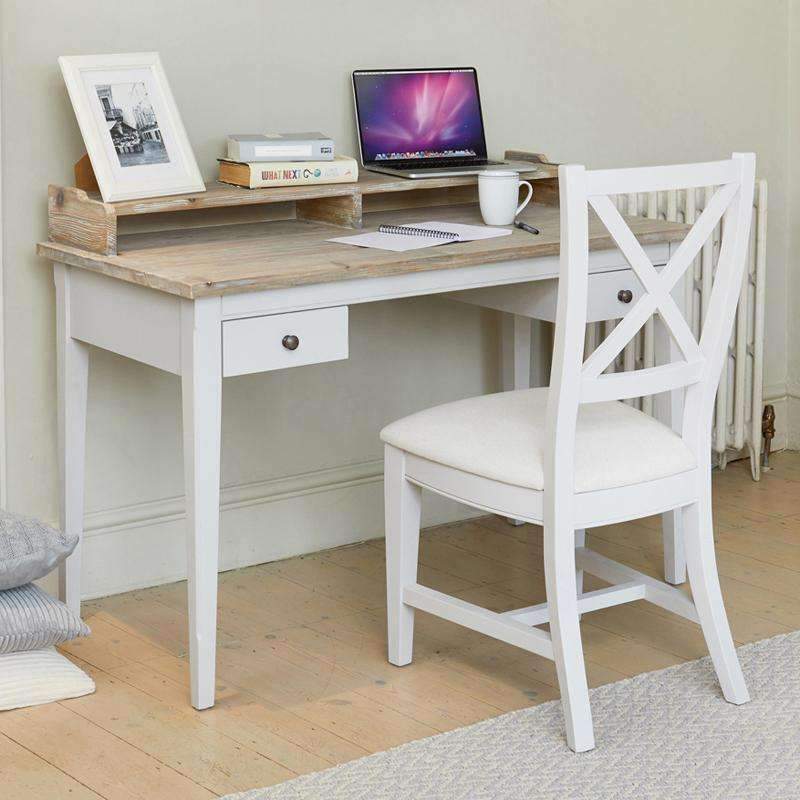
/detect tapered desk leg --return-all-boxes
[55,265,89,616]
[655,313,687,585]
[180,297,223,710]
[500,313,532,392]
[501,313,532,527]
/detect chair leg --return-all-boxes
[575,529,586,597]
[384,446,422,667]
[544,522,595,752]
[574,529,586,620]
[683,492,750,705]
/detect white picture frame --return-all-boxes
[58,52,205,202]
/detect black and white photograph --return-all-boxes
[96,82,169,167]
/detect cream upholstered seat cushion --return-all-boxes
[380,387,696,494]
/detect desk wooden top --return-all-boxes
[37,202,688,300]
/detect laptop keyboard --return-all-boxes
[388,158,505,170]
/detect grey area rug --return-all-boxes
[223,631,800,800]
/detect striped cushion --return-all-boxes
[0,509,77,590]
[0,647,94,710]
[0,583,90,654]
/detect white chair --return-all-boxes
[380,153,756,752]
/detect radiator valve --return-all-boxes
[762,404,776,469]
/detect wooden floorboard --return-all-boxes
[0,732,105,799]
[3,452,799,798]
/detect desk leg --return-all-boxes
[180,297,223,710]
[55,264,89,616]
[500,313,532,392]
[500,313,532,527]
[654,314,687,585]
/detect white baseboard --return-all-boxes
[786,394,800,451]
[79,458,480,600]
[83,459,385,537]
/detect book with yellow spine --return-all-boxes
[218,155,358,189]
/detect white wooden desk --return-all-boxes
[38,170,688,710]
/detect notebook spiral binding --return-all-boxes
[377,224,458,240]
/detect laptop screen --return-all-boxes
[353,68,488,163]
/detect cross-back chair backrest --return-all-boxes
[546,154,756,493]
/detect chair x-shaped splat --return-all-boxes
[581,182,739,383]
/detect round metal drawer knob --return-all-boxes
[617,289,633,304]
[282,334,300,351]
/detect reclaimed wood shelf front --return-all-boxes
[48,151,559,256]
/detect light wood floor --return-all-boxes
[3,453,800,798]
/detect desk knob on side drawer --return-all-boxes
[282,334,300,351]
[617,289,633,304]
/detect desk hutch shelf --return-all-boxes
[48,150,558,257]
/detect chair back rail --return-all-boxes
[547,154,756,496]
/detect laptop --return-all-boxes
[352,67,538,179]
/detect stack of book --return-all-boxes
[218,132,358,189]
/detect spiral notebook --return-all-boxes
[328,221,512,252]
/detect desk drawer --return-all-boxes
[584,269,646,323]
[223,306,348,377]
[496,267,646,323]
[443,266,652,323]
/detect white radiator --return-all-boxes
[589,180,768,479]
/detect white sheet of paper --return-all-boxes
[328,221,513,252]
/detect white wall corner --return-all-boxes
[787,1,800,453]
[781,379,800,450]
[786,397,800,450]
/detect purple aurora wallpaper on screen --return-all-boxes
[354,70,485,161]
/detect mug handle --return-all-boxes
[516,181,533,217]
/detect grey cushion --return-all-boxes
[0,583,90,654]
[0,509,77,590]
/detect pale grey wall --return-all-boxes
[1,0,792,596]
[787,1,800,445]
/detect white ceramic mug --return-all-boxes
[478,170,533,225]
